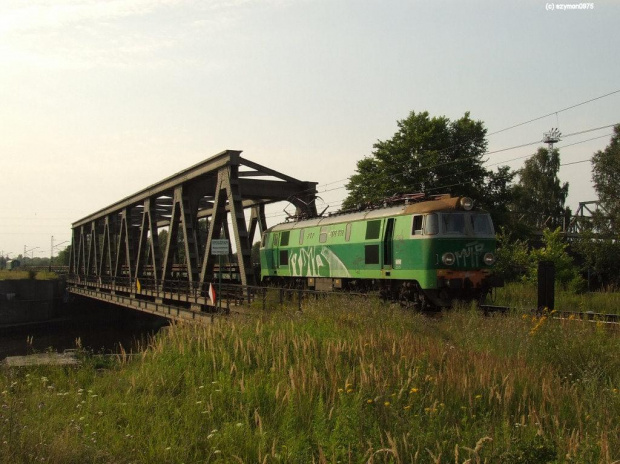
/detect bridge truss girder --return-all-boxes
[69,150,317,291]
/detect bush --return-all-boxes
[528,228,582,290]
[494,228,530,283]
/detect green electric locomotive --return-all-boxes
[259,194,499,309]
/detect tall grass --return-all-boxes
[1,296,619,463]
[493,281,620,315]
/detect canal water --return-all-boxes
[0,296,168,360]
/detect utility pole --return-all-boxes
[50,235,69,271]
[24,245,40,260]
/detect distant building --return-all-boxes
[6,259,21,271]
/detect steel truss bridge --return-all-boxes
[67,150,317,321]
[523,201,605,239]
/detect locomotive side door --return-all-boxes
[382,218,395,269]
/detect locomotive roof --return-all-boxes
[268,196,469,232]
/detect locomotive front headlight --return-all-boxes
[460,197,474,211]
[442,252,456,266]
[483,252,496,265]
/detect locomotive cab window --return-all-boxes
[280,231,290,246]
[441,213,466,235]
[365,244,379,264]
[425,214,438,235]
[470,214,494,236]
[261,232,267,247]
[412,215,424,235]
[438,212,494,236]
[365,220,381,240]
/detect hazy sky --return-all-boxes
[1,0,618,258]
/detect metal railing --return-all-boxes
[66,273,372,314]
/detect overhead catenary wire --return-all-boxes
[487,89,620,137]
[292,90,620,196]
[317,124,615,198]
[281,119,619,206]
[261,91,620,221]
[263,130,615,221]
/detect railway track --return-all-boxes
[551,310,620,325]
[461,305,620,326]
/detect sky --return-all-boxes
[1,0,618,259]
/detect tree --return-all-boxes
[343,111,490,209]
[575,232,620,289]
[591,124,620,233]
[574,125,620,288]
[512,147,569,230]
[483,165,517,231]
[54,245,71,266]
[528,228,584,291]
[494,228,530,283]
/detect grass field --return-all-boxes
[493,282,620,315]
[0,270,59,281]
[1,293,619,463]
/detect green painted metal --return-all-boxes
[259,203,496,291]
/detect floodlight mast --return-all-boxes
[543,127,562,150]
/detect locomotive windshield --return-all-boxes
[436,212,494,237]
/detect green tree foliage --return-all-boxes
[344,111,490,208]
[574,126,620,288]
[495,228,584,292]
[576,233,620,289]
[591,124,620,233]
[528,228,584,291]
[483,165,517,231]
[494,228,530,282]
[54,245,71,266]
[512,147,569,230]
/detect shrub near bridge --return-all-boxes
[1,298,619,463]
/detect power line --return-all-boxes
[265,130,615,221]
[487,89,620,136]
[309,91,620,194]
[286,121,617,207]
[561,159,591,167]
[487,133,614,168]
[318,124,616,198]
